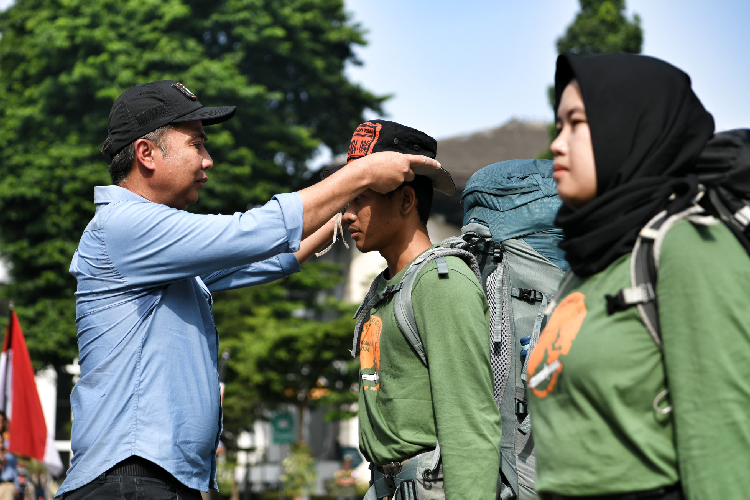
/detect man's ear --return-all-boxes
[400,185,418,216]
[134,138,158,172]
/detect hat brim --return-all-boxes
[173,106,236,126]
[412,165,456,196]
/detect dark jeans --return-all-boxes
[62,475,202,500]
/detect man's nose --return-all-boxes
[203,152,213,170]
[342,208,355,224]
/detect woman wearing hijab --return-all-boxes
[526,53,750,500]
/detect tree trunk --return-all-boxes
[296,399,308,444]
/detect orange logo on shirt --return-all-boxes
[527,292,587,398]
[360,315,382,391]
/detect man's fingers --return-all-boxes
[407,155,441,169]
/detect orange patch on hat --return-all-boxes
[347,122,382,163]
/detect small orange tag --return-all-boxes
[347,122,382,163]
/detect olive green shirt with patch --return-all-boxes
[527,220,750,498]
[358,251,501,500]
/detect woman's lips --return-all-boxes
[552,163,567,179]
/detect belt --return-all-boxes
[374,447,435,477]
[375,460,407,477]
[105,456,177,484]
[544,483,683,500]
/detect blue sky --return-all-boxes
[1,0,747,147]
[343,0,750,140]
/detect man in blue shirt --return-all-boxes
[57,81,439,499]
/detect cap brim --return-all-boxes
[173,106,236,126]
[412,165,456,196]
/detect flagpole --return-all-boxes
[2,301,13,415]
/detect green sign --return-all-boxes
[272,411,295,444]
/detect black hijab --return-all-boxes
[553,53,715,277]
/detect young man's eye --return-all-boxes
[353,195,362,202]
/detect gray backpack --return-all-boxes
[351,159,567,500]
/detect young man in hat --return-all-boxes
[57,83,439,500]
[342,121,501,499]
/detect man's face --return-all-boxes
[151,120,213,210]
[343,188,402,254]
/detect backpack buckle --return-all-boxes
[605,284,655,315]
[516,401,528,416]
[516,288,543,302]
[493,246,503,261]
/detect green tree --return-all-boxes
[280,443,317,499]
[0,0,384,370]
[557,0,642,56]
[538,0,642,158]
[213,261,359,444]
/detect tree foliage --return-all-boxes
[538,0,643,159]
[0,0,384,369]
[557,0,643,56]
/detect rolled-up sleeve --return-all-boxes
[274,192,303,253]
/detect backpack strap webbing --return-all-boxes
[606,203,717,349]
[543,272,574,317]
[393,247,481,366]
[351,271,402,358]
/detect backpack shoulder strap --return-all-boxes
[351,270,399,358]
[606,202,717,348]
[393,246,481,367]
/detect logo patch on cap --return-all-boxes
[347,122,382,163]
[172,82,197,101]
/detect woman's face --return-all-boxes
[550,81,597,207]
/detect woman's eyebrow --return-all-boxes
[566,106,585,118]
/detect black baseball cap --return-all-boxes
[102,80,236,158]
[323,120,455,196]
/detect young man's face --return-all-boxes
[343,188,402,253]
[151,120,213,210]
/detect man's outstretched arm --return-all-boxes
[297,152,439,239]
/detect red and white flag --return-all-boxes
[0,309,63,475]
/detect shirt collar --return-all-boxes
[94,185,152,205]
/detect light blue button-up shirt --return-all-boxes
[57,186,303,496]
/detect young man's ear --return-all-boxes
[134,138,158,172]
[400,185,418,216]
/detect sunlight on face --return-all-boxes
[342,189,399,254]
[154,120,213,210]
[550,81,597,207]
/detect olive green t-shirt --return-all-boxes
[358,251,502,499]
[527,220,750,498]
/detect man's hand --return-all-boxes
[355,151,440,194]
[297,152,440,239]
